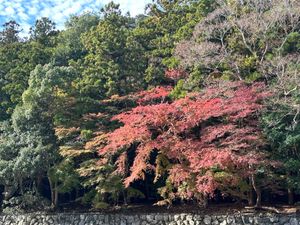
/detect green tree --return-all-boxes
[54,13,100,66]
[135,0,215,85]
[0,21,23,119]
[261,56,300,205]
[0,41,54,117]
[0,20,22,44]
[77,2,147,98]
[0,64,77,208]
[29,17,58,46]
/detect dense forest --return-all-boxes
[0,0,299,213]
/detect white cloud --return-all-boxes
[112,0,149,15]
[4,6,15,15]
[0,0,152,36]
[63,2,83,15]
[18,12,30,21]
[28,6,38,16]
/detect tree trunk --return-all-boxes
[248,187,255,206]
[288,188,294,205]
[123,190,128,205]
[36,174,43,194]
[255,188,262,208]
[19,178,24,195]
[3,185,17,201]
[251,174,261,208]
[202,194,208,208]
[48,176,57,208]
[3,185,10,201]
[76,189,79,200]
[54,181,58,208]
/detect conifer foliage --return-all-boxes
[0,0,299,210]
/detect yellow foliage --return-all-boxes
[55,127,80,140]
[59,146,93,158]
[84,133,108,150]
[154,154,171,183]
[76,160,102,177]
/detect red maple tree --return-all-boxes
[98,81,273,207]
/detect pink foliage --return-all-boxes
[165,69,188,80]
[135,86,172,105]
[99,81,270,199]
[114,152,127,176]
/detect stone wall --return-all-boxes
[0,212,300,225]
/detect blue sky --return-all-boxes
[0,0,152,36]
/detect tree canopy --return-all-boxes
[0,0,299,211]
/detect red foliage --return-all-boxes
[135,86,172,105]
[114,152,127,176]
[165,69,188,80]
[99,81,271,200]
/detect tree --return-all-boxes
[77,3,147,99]
[54,12,100,66]
[261,55,300,205]
[175,0,300,82]
[29,17,58,46]
[0,20,22,44]
[0,21,23,119]
[98,81,271,207]
[0,64,76,208]
[0,40,54,118]
[134,0,216,85]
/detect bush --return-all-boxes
[2,192,51,214]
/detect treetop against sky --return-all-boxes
[0,0,152,35]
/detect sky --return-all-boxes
[0,0,152,36]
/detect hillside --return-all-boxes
[0,0,299,213]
